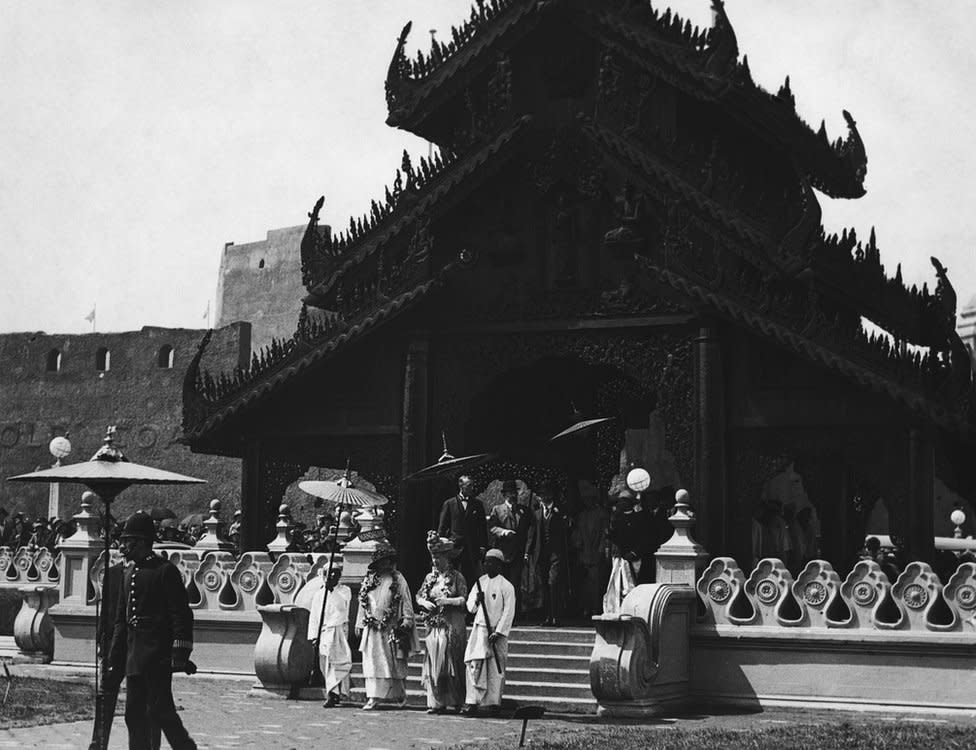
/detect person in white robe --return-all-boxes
[306,557,352,707]
[462,548,515,717]
[355,542,419,710]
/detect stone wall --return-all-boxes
[0,324,249,520]
[215,225,322,354]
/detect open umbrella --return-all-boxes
[180,512,205,528]
[149,507,177,521]
[404,432,493,482]
[299,462,387,688]
[7,426,204,750]
[549,416,615,441]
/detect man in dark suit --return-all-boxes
[108,512,196,750]
[438,474,489,585]
[527,480,570,626]
[488,479,534,614]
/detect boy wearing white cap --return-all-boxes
[462,548,515,716]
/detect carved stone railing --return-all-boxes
[591,488,976,717]
[0,545,61,588]
[697,557,976,632]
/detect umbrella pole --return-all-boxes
[92,487,119,750]
[309,501,344,689]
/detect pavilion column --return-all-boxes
[905,426,935,564]
[400,335,430,583]
[241,439,267,553]
[693,322,727,555]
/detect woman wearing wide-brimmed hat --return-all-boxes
[355,541,419,710]
[416,531,469,713]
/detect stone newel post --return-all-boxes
[655,489,709,586]
[56,492,102,606]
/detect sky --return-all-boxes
[2,1,974,335]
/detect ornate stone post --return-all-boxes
[655,489,709,586]
[56,492,102,606]
[266,504,292,555]
[693,323,728,554]
[195,499,235,555]
[252,604,314,698]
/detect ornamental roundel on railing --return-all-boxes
[901,583,929,610]
[238,569,259,594]
[707,578,732,604]
[851,580,878,607]
[801,581,827,607]
[754,578,780,605]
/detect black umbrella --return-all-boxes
[549,416,615,441]
[405,432,494,482]
[7,426,204,750]
[149,507,177,521]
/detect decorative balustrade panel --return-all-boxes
[0,546,62,587]
[697,556,976,633]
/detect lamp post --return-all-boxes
[47,435,72,520]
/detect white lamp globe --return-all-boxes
[626,467,651,493]
[950,508,966,527]
[49,436,72,460]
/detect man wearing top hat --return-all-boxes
[108,512,196,750]
[488,479,535,615]
[526,480,570,626]
[437,474,489,585]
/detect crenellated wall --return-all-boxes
[0,324,249,519]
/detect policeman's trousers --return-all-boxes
[125,667,196,750]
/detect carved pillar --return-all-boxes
[400,335,430,587]
[905,426,935,564]
[241,439,267,553]
[693,323,728,554]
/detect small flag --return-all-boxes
[84,307,96,323]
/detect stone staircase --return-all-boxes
[348,626,596,714]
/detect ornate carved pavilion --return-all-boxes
[182,0,975,586]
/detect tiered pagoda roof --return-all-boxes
[183,0,975,447]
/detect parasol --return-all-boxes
[404,431,493,482]
[299,462,387,689]
[7,426,204,750]
[549,416,615,441]
[149,507,177,521]
[180,512,205,528]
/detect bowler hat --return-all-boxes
[500,479,518,494]
[121,512,155,540]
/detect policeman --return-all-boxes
[108,512,196,750]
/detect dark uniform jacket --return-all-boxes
[109,554,194,676]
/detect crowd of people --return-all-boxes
[304,473,679,715]
[0,507,76,551]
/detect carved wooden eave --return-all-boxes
[302,115,533,300]
[636,257,976,442]
[584,122,820,279]
[384,0,866,200]
[182,266,460,447]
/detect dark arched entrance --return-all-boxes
[463,356,656,494]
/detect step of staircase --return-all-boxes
[348,626,597,714]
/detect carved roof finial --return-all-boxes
[706,0,739,77]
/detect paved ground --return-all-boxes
[3,670,975,749]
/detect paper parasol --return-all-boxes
[549,416,615,441]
